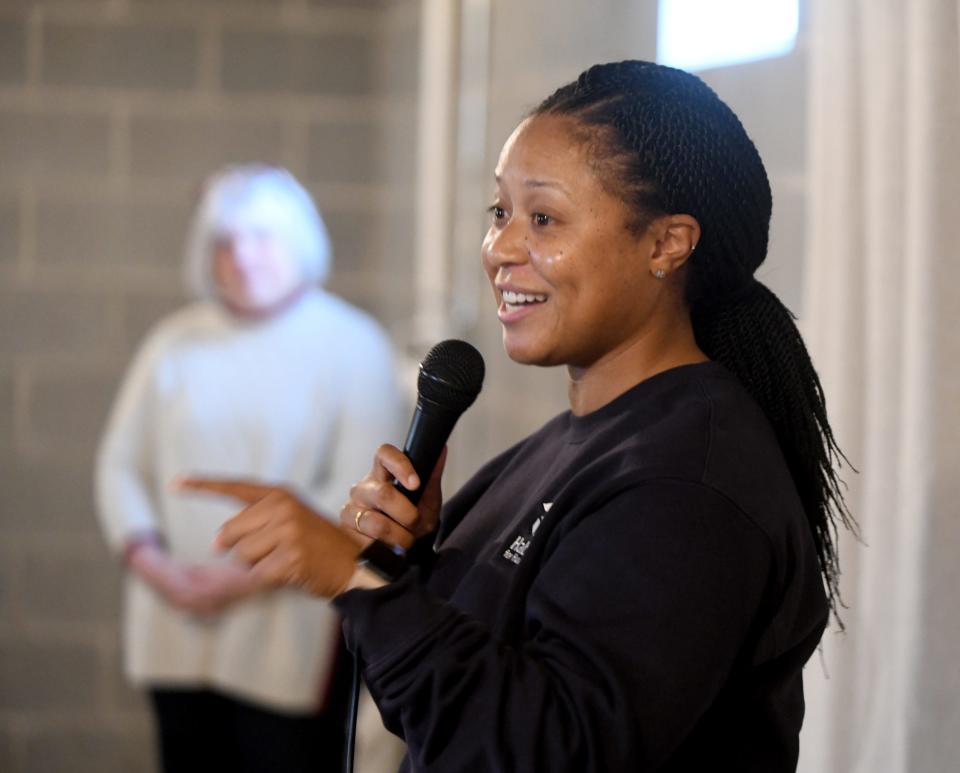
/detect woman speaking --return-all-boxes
[184,61,853,772]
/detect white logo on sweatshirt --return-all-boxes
[531,502,553,535]
[502,502,554,565]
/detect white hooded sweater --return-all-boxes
[96,289,405,711]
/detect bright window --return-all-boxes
[657,0,799,72]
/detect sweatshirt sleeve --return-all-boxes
[335,480,773,772]
[94,330,169,553]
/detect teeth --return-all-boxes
[502,290,547,305]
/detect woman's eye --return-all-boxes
[488,205,507,221]
[533,213,552,226]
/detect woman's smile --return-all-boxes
[497,285,549,322]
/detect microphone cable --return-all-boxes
[343,648,361,773]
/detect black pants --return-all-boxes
[149,687,347,773]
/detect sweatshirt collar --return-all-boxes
[566,360,724,444]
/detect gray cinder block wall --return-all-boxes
[0,0,808,769]
[0,1,417,771]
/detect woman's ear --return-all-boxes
[649,214,701,277]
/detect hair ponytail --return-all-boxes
[692,282,855,620]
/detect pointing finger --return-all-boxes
[177,477,275,505]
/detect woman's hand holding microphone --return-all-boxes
[341,444,446,548]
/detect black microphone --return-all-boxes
[394,339,485,504]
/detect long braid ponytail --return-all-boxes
[535,61,855,620]
[692,286,855,620]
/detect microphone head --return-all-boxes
[417,339,485,413]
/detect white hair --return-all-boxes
[183,164,332,299]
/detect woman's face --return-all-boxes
[211,226,304,315]
[481,114,663,369]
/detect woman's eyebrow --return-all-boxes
[523,178,568,193]
[492,175,573,200]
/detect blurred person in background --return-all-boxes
[95,164,404,773]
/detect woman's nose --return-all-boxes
[483,220,528,270]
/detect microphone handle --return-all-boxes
[394,398,461,505]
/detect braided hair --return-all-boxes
[534,60,854,621]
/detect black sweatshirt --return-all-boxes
[336,361,828,772]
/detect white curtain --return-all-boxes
[799,1,960,771]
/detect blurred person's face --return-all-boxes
[212,227,305,316]
[481,115,664,368]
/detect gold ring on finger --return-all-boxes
[354,507,366,532]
